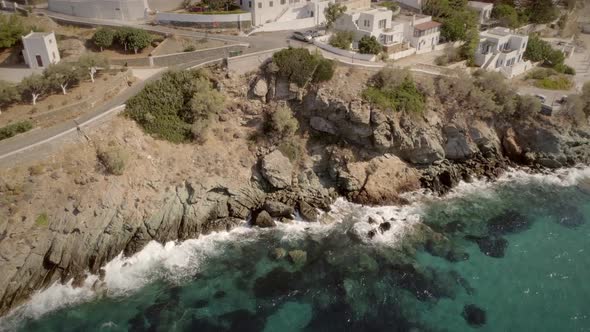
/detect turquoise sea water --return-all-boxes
[2,168,590,332]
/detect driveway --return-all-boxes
[0,67,42,83]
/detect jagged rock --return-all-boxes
[503,128,522,161]
[298,200,318,222]
[443,125,478,161]
[253,78,268,98]
[275,78,297,100]
[348,99,371,124]
[402,133,445,165]
[263,200,294,218]
[378,222,391,233]
[254,211,275,228]
[260,151,293,189]
[310,116,338,135]
[288,250,307,266]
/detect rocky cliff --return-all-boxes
[1,65,589,317]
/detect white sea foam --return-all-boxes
[2,165,588,329]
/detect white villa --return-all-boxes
[22,32,61,69]
[474,27,531,78]
[333,10,441,54]
[467,1,493,25]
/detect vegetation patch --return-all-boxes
[35,213,49,227]
[329,31,353,50]
[271,48,335,87]
[0,121,33,141]
[358,36,382,55]
[362,67,425,113]
[534,75,573,90]
[125,70,224,143]
[97,145,128,175]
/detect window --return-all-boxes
[378,19,386,29]
[35,55,43,67]
[240,0,242,5]
[269,1,273,6]
[52,52,56,60]
[249,1,251,7]
[281,0,285,4]
[48,38,53,44]
[522,42,526,49]
[363,19,370,27]
[355,20,359,26]
[258,2,262,8]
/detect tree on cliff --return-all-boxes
[492,4,521,29]
[188,76,225,142]
[272,48,335,87]
[324,3,347,30]
[0,81,20,114]
[18,74,48,105]
[92,27,116,52]
[526,0,558,24]
[127,29,152,54]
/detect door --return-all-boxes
[35,55,43,67]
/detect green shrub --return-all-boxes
[525,35,565,68]
[527,68,556,80]
[534,75,573,90]
[92,27,116,51]
[35,213,49,227]
[125,70,223,143]
[554,63,575,75]
[363,67,425,113]
[97,145,128,175]
[358,35,382,55]
[272,48,334,87]
[183,44,196,52]
[329,31,353,50]
[0,121,33,141]
[267,105,299,139]
[278,140,300,162]
[379,1,398,11]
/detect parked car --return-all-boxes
[292,31,312,43]
[535,94,547,104]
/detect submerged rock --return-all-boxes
[378,221,392,234]
[466,235,508,258]
[288,250,307,266]
[487,210,531,235]
[462,304,487,327]
[253,267,303,298]
[270,247,287,260]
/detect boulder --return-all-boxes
[502,128,522,161]
[348,99,371,124]
[298,200,318,222]
[344,155,421,204]
[378,221,391,233]
[253,78,268,98]
[288,250,307,266]
[270,247,287,260]
[254,211,275,228]
[261,151,293,189]
[263,200,294,218]
[402,133,445,165]
[310,117,338,135]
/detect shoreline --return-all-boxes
[2,164,589,327]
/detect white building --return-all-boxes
[474,27,531,78]
[22,32,60,69]
[333,10,440,53]
[47,0,149,20]
[467,1,493,25]
[239,0,370,29]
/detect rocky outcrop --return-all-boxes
[260,150,293,189]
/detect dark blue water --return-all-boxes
[3,168,590,332]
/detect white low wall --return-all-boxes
[48,0,147,20]
[156,11,251,24]
[313,40,376,62]
[390,48,416,60]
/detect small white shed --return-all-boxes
[22,31,61,69]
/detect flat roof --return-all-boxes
[414,21,442,30]
[23,31,53,39]
[467,1,493,9]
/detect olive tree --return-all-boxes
[44,63,80,95]
[92,27,116,51]
[19,74,48,105]
[324,3,347,30]
[77,54,109,83]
